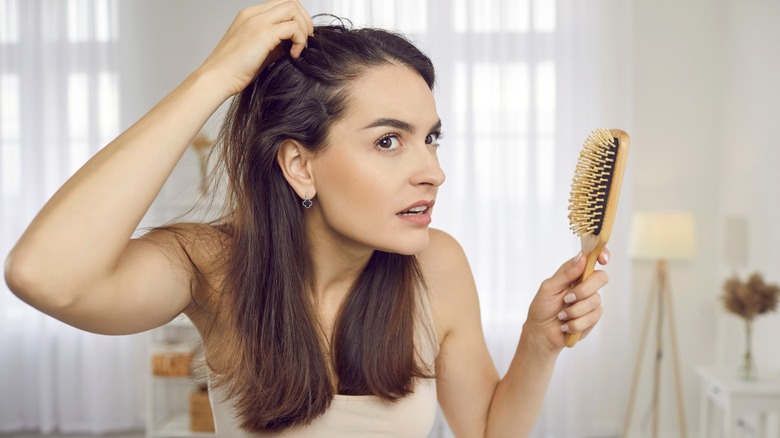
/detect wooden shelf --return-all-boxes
[147,320,213,438]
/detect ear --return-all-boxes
[276,139,315,201]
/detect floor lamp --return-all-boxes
[622,212,697,438]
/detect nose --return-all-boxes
[409,144,446,187]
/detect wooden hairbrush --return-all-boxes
[565,128,630,348]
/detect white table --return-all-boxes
[697,366,780,438]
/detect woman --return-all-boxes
[4,1,609,436]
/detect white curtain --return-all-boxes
[307,0,634,436]
[0,0,147,434]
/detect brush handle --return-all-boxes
[563,241,603,348]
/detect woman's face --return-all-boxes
[308,64,445,256]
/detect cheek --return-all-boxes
[315,154,392,227]
[312,151,431,254]
[319,156,384,208]
[314,157,415,250]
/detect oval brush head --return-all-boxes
[564,128,630,347]
[569,128,618,237]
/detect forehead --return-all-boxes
[334,64,438,130]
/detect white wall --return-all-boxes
[630,0,723,434]
[631,0,780,435]
[117,0,253,226]
[717,0,780,371]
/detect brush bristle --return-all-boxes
[568,128,617,237]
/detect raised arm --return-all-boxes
[3,0,314,335]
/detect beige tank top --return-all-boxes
[207,292,439,437]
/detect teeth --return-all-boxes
[399,205,428,215]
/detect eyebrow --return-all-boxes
[361,118,442,134]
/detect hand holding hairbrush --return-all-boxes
[564,128,630,348]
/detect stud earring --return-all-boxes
[302,192,313,209]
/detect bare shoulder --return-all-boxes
[417,228,479,342]
[417,228,470,280]
[140,222,229,274]
[142,222,231,328]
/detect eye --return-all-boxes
[376,134,401,152]
[426,130,444,146]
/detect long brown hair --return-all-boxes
[148,20,437,431]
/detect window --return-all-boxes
[0,0,119,201]
[0,74,20,196]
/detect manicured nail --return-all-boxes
[558,311,568,320]
[564,293,577,304]
[603,252,610,264]
[560,324,569,332]
[574,251,582,263]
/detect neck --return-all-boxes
[305,209,373,307]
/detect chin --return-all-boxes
[377,230,431,256]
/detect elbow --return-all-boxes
[4,249,33,296]
[4,250,78,310]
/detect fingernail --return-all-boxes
[574,251,582,263]
[560,324,569,332]
[603,252,609,264]
[564,293,577,304]
[558,311,568,320]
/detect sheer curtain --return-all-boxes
[308,0,634,436]
[0,0,147,434]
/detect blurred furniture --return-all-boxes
[622,212,697,438]
[697,366,780,438]
[146,314,215,438]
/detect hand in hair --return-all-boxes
[197,0,315,97]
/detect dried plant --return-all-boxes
[721,272,780,321]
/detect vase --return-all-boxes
[738,319,757,381]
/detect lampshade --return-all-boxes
[629,212,697,261]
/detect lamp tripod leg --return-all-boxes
[660,260,688,438]
[653,261,665,438]
[621,262,660,438]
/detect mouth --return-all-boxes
[397,200,435,216]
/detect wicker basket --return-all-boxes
[190,389,215,432]
[151,350,195,377]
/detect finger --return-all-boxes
[598,247,611,265]
[561,304,603,334]
[246,0,295,17]
[293,0,315,35]
[264,2,310,57]
[263,1,304,28]
[539,252,585,296]
[288,25,308,58]
[266,21,307,58]
[237,0,293,23]
[559,292,602,320]
[569,270,608,301]
[284,1,313,46]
